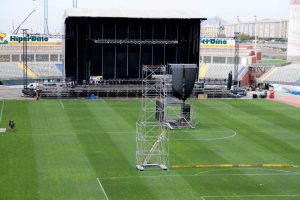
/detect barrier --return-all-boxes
[172,163,297,169]
[291,91,300,95]
[269,90,275,99]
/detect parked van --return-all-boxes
[23,83,39,97]
[27,83,39,90]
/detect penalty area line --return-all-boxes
[201,194,300,199]
[0,100,4,124]
[59,100,65,110]
[97,178,109,200]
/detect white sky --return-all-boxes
[0,0,290,34]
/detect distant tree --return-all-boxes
[239,33,251,41]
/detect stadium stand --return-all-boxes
[199,64,248,81]
[199,64,209,79]
[55,64,63,74]
[0,63,23,79]
[259,63,300,84]
[18,63,38,79]
[0,62,63,80]
[27,63,62,78]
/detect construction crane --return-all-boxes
[12,8,36,35]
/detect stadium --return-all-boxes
[1,1,300,200]
[0,33,63,85]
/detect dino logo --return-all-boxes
[0,33,8,44]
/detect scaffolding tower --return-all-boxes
[136,64,196,171]
[136,65,169,171]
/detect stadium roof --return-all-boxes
[64,8,205,19]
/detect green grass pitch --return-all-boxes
[0,99,300,200]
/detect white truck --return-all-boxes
[22,83,39,97]
[27,83,39,90]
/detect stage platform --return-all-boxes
[38,85,144,99]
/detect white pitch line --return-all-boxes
[172,129,237,141]
[97,178,109,200]
[195,173,300,176]
[0,100,4,124]
[6,131,132,136]
[201,194,300,199]
[59,99,65,110]
[99,171,300,180]
[194,167,300,176]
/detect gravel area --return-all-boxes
[0,85,27,100]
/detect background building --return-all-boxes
[201,25,220,38]
[201,17,227,38]
[287,0,300,62]
[200,38,262,65]
[224,19,289,39]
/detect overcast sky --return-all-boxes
[0,0,290,34]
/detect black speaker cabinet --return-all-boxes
[170,64,197,101]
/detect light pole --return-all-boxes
[254,16,258,54]
[234,32,240,89]
[44,0,49,34]
[21,29,29,89]
[73,0,77,8]
[236,16,240,33]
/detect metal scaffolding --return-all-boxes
[93,39,178,45]
[136,64,197,171]
[136,65,169,171]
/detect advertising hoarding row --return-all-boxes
[0,33,62,45]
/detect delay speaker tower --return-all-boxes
[170,64,198,101]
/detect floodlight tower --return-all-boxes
[73,0,77,8]
[236,16,240,33]
[254,16,258,54]
[21,29,29,89]
[234,32,240,89]
[44,0,49,34]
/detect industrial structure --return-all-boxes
[64,8,206,83]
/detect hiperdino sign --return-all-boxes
[0,33,62,45]
[10,35,49,42]
[200,38,235,48]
